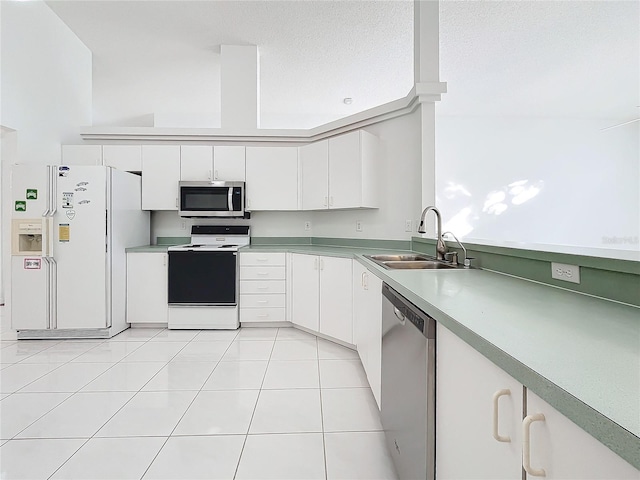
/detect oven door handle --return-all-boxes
[228,187,234,211]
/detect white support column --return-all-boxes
[414,0,446,237]
[220,45,260,129]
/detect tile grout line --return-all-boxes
[138,327,241,479]
[232,327,279,480]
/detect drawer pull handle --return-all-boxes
[257,287,269,290]
[257,314,269,318]
[257,272,269,276]
[256,258,269,262]
[523,413,546,477]
[492,389,511,442]
[257,300,268,304]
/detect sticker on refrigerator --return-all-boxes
[59,224,70,242]
[58,166,70,177]
[75,187,87,192]
[78,199,91,205]
[23,258,42,270]
[14,201,26,212]
[65,210,76,220]
[76,181,88,187]
[26,189,38,200]
[62,192,74,208]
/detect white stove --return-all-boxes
[167,225,250,330]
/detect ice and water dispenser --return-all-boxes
[11,219,44,255]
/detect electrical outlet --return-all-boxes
[356,220,363,232]
[551,262,580,284]
[405,220,412,232]
[304,221,311,231]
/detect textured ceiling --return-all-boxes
[45,0,638,128]
[45,0,415,128]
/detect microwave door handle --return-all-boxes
[228,187,233,211]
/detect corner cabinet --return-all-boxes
[353,262,383,408]
[291,254,353,344]
[300,130,380,210]
[436,323,639,479]
[126,252,168,324]
[245,146,298,211]
[141,145,181,210]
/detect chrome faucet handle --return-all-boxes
[442,231,468,267]
[444,251,458,265]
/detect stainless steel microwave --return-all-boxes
[178,181,245,218]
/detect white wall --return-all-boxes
[0,1,92,163]
[150,110,422,242]
[437,0,639,252]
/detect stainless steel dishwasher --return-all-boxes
[381,283,436,480]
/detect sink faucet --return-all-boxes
[442,231,470,267]
[417,206,447,260]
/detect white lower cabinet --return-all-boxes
[239,252,287,323]
[353,261,383,408]
[126,252,168,324]
[291,254,353,344]
[436,323,639,480]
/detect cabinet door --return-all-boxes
[353,262,369,362]
[364,271,382,408]
[126,253,168,324]
[214,146,245,181]
[245,146,298,210]
[328,131,362,209]
[141,145,181,210]
[180,145,213,181]
[291,254,319,331]
[300,140,328,210]
[103,145,142,172]
[62,145,103,166]
[525,391,639,479]
[319,256,353,344]
[436,323,523,480]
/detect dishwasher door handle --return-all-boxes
[393,307,406,325]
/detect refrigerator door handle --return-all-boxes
[42,257,51,329]
[49,257,58,330]
[43,166,51,217]
[50,166,57,217]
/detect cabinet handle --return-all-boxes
[257,300,268,304]
[319,258,324,270]
[324,196,328,207]
[523,413,546,477]
[257,314,269,318]
[208,169,213,180]
[314,258,318,270]
[175,197,179,208]
[257,286,269,290]
[329,196,334,206]
[256,257,269,262]
[214,169,218,179]
[256,272,269,276]
[361,271,366,287]
[492,389,511,442]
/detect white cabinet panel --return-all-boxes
[353,262,382,408]
[141,145,181,210]
[103,145,142,172]
[239,266,286,280]
[180,145,213,181]
[319,256,353,343]
[126,252,167,324]
[62,145,103,166]
[239,280,285,294]
[291,254,320,332]
[436,323,523,480]
[239,252,285,266]
[300,140,329,210]
[240,307,286,323]
[526,391,639,479]
[214,146,245,181]
[328,130,379,209]
[245,146,298,210]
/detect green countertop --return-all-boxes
[128,243,640,467]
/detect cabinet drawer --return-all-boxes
[239,266,286,280]
[240,294,286,308]
[239,252,286,266]
[240,280,286,294]
[240,307,286,323]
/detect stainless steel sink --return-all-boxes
[364,254,463,270]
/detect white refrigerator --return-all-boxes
[10,165,150,339]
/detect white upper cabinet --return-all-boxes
[300,139,329,210]
[141,145,181,210]
[61,145,103,166]
[103,145,142,172]
[300,130,380,210]
[180,145,212,181]
[214,146,246,181]
[180,145,245,181]
[328,130,379,209]
[245,146,299,210]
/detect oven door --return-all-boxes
[168,250,237,305]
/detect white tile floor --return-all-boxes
[0,326,398,479]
